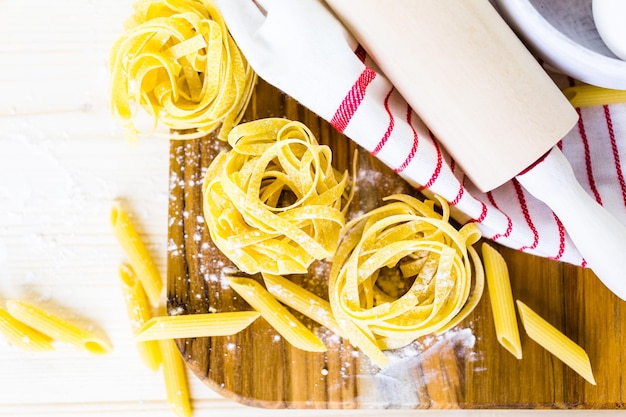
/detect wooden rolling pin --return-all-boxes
[325,0,626,300]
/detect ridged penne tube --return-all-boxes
[111,202,163,307]
[5,300,112,355]
[0,306,54,352]
[262,273,344,338]
[516,300,596,385]
[136,311,261,341]
[482,243,522,359]
[159,339,192,417]
[227,276,327,352]
[119,263,162,371]
[562,84,626,108]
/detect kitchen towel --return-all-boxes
[215,0,626,267]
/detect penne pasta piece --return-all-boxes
[0,306,54,352]
[111,202,163,307]
[119,263,162,371]
[226,276,327,353]
[262,273,344,338]
[159,339,192,417]
[136,311,261,341]
[516,300,596,385]
[481,243,522,359]
[562,84,626,108]
[6,300,112,355]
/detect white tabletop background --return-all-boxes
[0,1,618,416]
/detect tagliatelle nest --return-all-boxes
[203,118,353,275]
[328,194,485,356]
[110,0,256,140]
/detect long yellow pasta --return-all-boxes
[5,300,112,355]
[119,263,162,371]
[159,339,192,417]
[562,84,626,108]
[262,273,344,338]
[516,300,596,385]
[227,276,327,352]
[136,311,260,341]
[0,306,54,352]
[481,243,522,359]
[203,118,353,275]
[329,194,484,357]
[110,0,256,140]
[111,202,163,307]
[262,272,390,367]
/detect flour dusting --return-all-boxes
[357,327,478,408]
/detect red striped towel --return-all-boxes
[333,50,626,266]
[216,0,626,267]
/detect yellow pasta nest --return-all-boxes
[110,0,256,140]
[203,118,353,275]
[329,194,484,350]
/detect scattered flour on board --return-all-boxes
[357,327,480,408]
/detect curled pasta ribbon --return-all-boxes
[329,194,484,352]
[110,0,256,140]
[203,118,353,275]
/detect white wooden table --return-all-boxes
[0,1,619,416]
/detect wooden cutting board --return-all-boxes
[166,79,626,409]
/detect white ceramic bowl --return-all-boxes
[494,0,626,89]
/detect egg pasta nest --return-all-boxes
[110,0,256,140]
[329,194,485,350]
[203,118,353,275]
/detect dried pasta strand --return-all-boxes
[329,194,484,360]
[159,339,192,417]
[264,271,389,368]
[203,118,352,276]
[327,233,391,368]
[262,273,344,338]
[227,276,327,353]
[110,0,256,140]
[6,300,112,355]
[119,263,162,371]
[111,202,163,307]
[0,306,54,352]
[516,300,596,385]
[434,228,484,335]
[136,311,260,341]
[481,243,522,359]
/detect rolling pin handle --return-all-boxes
[516,147,626,301]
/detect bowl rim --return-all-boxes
[494,0,626,89]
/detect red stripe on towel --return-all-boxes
[486,192,513,240]
[371,88,395,156]
[551,212,566,261]
[330,67,376,133]
[604,105,626,206]
[417,131,443,190]
[513,179,539,251]
[576,108,603,204]
[394,105,419,173]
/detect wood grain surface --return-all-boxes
[167,79,626,409]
